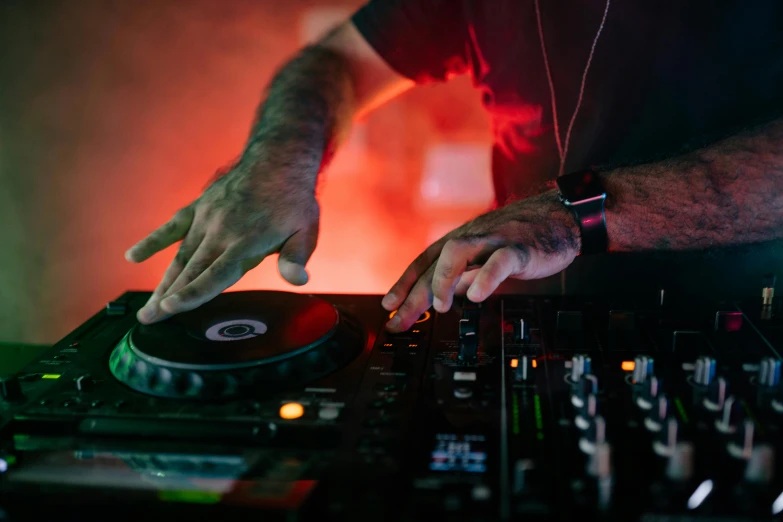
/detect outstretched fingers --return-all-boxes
[126,207,194,263]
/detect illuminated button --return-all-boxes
[388,310,431,324]
[510,359,519,368]
[279,402,304,420]
[621,360,636,372]
[42,374,61,380]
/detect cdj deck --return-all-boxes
[1,287,783,521]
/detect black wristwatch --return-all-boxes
[556,169,608,255]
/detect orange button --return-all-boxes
[279,402,304,420]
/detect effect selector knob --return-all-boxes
[572,374,598,409]
[644,395,669,432]
[694,356,716,386]
[632,356,654,384]
[715,395,743,434]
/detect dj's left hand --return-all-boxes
[382,192,581,332]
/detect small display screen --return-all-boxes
[429,434,487,473]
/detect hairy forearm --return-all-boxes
[239,44,355,190]
[603,118,783,251]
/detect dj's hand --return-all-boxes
[382,192,581,332]
[125,164,319,324]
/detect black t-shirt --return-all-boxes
[352,0,783,206]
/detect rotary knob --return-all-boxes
[637,376,660,410]
[744,444,775,484]
[74,374,96,392]
[578,415,606,455]
[665,442,695,483]
[759,358,781,387]
[653,418,679,457]
[644,395,669,432]
[703,376,727,412]
[572,374,598,409]
[715,395,743,434]
[728,420,755,460]
[694,356,716,386]
[570,354,592,383]
[632,356,654,384]
[575,394,599,431]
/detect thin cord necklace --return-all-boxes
[534,0,612,177]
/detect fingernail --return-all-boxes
[160,295,180,313]
[124,249,134,262]
[433,297,445,312]
[137,306,155,323]
[386,315,401,330]
[381,294,396,310]
[467,285,481,302]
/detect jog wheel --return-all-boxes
[109,291,364,399]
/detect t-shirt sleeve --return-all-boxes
[351,0,471,83]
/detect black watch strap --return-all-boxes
[556,170,608,255]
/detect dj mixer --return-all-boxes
[0,285,782,521]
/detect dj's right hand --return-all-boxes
[125,165,320,324]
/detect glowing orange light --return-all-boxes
[389,310,431,323]
[532,360,538,368]
[279,402,304,420]
[510,358,519,368]
[621,361,636,371]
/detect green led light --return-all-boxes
[158,490,221,504]
[674,397,689,424]
[534,394,544,440]
[41,374,61,379]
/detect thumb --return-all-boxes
[278,226,318,286]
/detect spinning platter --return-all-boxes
[109,292,364,399]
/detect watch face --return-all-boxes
[557,170,605,203]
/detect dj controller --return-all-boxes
[1,284,783,521]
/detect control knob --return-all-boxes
[758,358,783,413]
[727,420,755,460]
[578,415,606,455]
[575,394,599,431]
[572,374,598,409]
[0,375,23,401]
[632,356,654,384]
[570,354,591,383]
[586,443,613,511]
[637,376,660,410]
[693,356,716,386]
[715,395,743,434]
[74,374,96,393]
[665,442,695,483]
[744,444,775,484]
[644,395,669,432]
[653,418,679,457]
[703,376,727,412]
